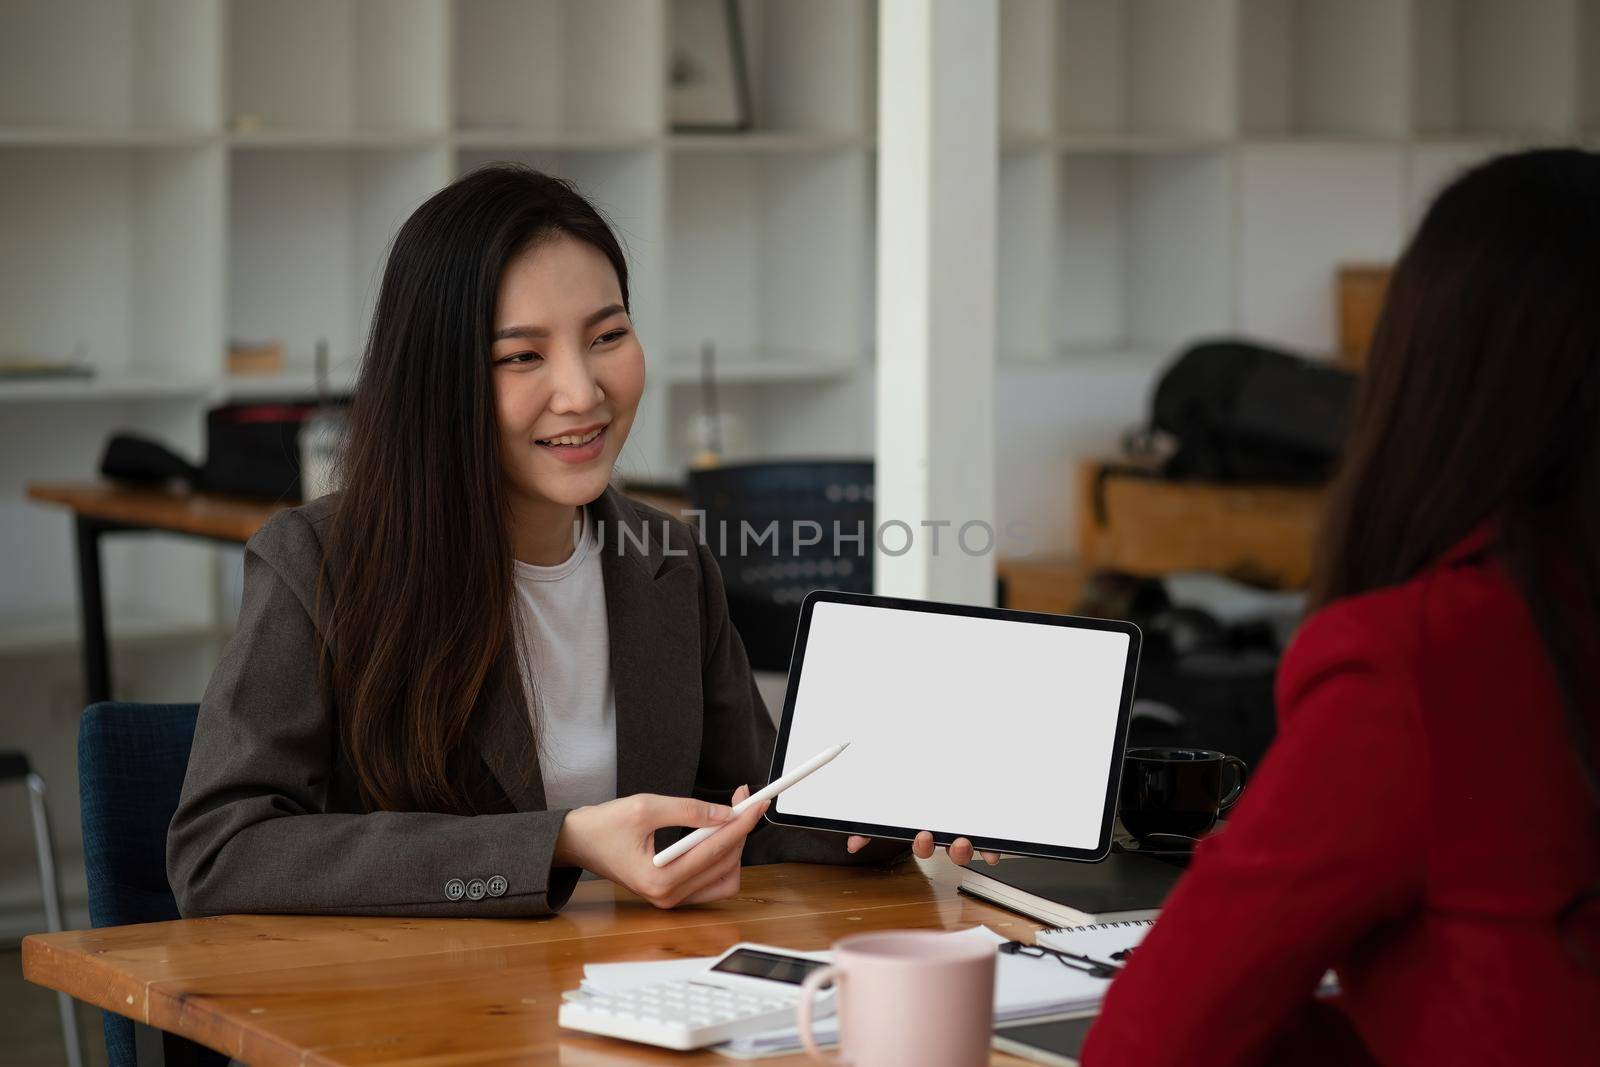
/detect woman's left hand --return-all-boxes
[846,832,1001,866]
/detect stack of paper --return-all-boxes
[574,925,1134,1060]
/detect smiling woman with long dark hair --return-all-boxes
[1083,149,1600,1064]
[164,165,986,918]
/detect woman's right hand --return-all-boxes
[554,786,766,909]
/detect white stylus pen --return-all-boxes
[651,742,850,867]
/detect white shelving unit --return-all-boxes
[3,0,1595,646]
[994,0,1595,552]
[0,0,877,654]
[998,0,1599,367]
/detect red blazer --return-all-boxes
[1084,530,1600,1066]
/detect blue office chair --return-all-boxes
[78,702,227,1067]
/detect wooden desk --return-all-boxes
[23,862,1041,1066]
[27,481,289,544]
[25,481,695,706]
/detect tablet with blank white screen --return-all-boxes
[764,591,1141,862]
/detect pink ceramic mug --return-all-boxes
[795,931,996,1067]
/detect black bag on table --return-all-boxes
[98,401,315,502]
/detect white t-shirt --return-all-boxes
[510,508,618,811]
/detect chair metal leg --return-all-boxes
[27,772,84,1067]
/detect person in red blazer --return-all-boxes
[1084,149,1600,1066]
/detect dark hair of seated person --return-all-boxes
[317,166,630,816]
[1311,147,1600,964]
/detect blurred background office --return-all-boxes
[0,0,1592,1060]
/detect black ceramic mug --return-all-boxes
[1118,747,1247,841]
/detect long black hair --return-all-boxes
[321,164,630,814]
[1310,148,1600,960]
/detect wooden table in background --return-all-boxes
[23,862,1042,1067]
[26,482,289,705]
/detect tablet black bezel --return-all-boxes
[762,589,1142,863]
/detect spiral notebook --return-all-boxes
[1038,920,1341,1000]
[1034,918,1155,957]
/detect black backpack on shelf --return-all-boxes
[1143,339,1357,484]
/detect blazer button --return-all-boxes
[465,878,487,901]
[445,878,466,902]
[486,875,507,898]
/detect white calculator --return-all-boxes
[558,942,836,1051]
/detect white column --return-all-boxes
[874,0,999,605]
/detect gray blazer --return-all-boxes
[167,487,899,918]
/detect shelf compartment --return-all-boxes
[1413,0,1580,138]
[1001,0,1061,139]
[1053,151,1233,357]
[727,0,875,134]
[1052,0,1235,138]
[229,0,447,136]
[1237,145,1406,355]
[454,0,665,139]
[0,145,224,383]
[1238,0,1410,138]
[661,349,861,384]
[229,147,449,371]
[1000,150,1060,361]
[663,375,872,474]
[666,150,871,364]
[0,0,221,133]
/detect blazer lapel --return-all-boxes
[468,665,548,813]
[592,487,702,800]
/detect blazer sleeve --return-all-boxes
[1080,604,1429,1067]
[166,509,578,918]
[689,538,908,867]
